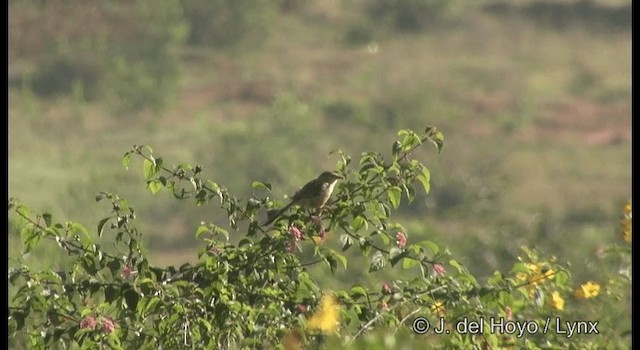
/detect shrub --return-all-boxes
[8,127,630,349]
[181,0,278,47]
[12,0,186,113]
[366,0,461,32]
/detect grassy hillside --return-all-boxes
[9,0,630,290]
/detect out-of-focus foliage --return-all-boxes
[9,1,631,348]
[366,0,462,32]
[8,129,631,348]
[10,0,187,112]
[181,0,279,47]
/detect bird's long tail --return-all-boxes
[262,200,297,226]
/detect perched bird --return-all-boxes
[262,171,343,226]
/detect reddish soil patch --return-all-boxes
[529,98,630,145]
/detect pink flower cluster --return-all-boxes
[381,283,392,295]
[395,232,407,248]
[287,226,303,252]
[433,263,446,277]
[80,316,116,334]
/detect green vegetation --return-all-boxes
[9,0,631,348]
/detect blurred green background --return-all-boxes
[9,0,630,291]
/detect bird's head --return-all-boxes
[317,171,343,182]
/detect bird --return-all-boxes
[262,171,343,226]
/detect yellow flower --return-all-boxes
[519,263,554,289]
[307,293,340,333]
[531,263,554,281]
[623,200,632,217]
[431,301,446,317]
[621,200,631,243]
[550,291,565,311]
[516,272,528,282]
[574,281,601,299]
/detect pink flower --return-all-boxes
[287,241,297,252]
[297,304,308,313]
[208,246,220,255]
[433,263,446,277]
[317,228,327,243]
[102,317,116,334]
[395,232,407,248]
[505,306,513,321]
[288,226,302,241]
[381,283,392,295]
[80,316,97,330]
[122,264,134,279]
[379,301,389,311]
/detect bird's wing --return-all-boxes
[292,179,323,202]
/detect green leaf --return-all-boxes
[81,255,98,275]
[389,247,407,267]
[145,297,162,317]
[198,317,213,332]
[123,286,139,311]
[71,223,90,240]
[143,158,156,179]
[42,213,52,227]
[10,311,25,331]
[147,179,163,194]
[359,238,372,256]
[350,216,367,231]
[387,186,402,209]
[369,251,385,272]
[340,234,353,252]
[553,269,571,288]
[487,271,504,286]
[190,177,200,191]
[103,285,119,304]
[106,259,121,276]
[402,257,418,269]
[80,308,93,318]
[95,192,110,202]
[511,262,532,275]
[329,249,348,270]
[350,285,368,298]
[21,227,40,253]
[176,163,192,171]
[391,141,402,159]
[449,259,466,274]
[252,181,271,191]
[403,183,416,202]
[378,231,390,246]
[461,272,479,286]
[239,238,253,246]
[401,130,420,150]
[122,152,132,169]
[137,278,156,291]
[397,129,410,137]
[416,240,440,255]
[426,127,444,153]
[359,152,380,166]
[214,226,229,240]
[325,254,338,274]
[195,225,210,239]
[16,205,31,220]
[416,167,430,194]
